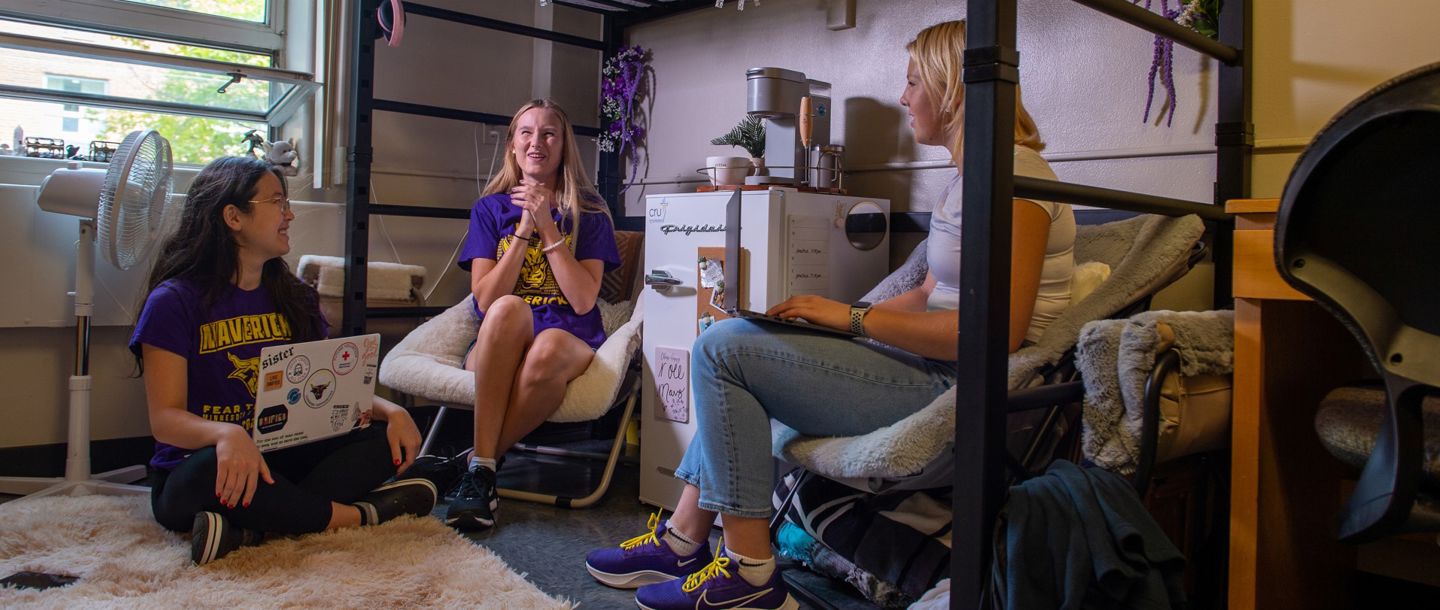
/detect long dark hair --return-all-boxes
[133,156,323,369]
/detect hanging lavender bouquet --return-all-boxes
[600,45,652,193]
[1136,0,1219,126]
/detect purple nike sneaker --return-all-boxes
[633,546,797,610]
[586,512,713,589]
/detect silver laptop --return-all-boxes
[252,334,381,452]
[719,189,859,338]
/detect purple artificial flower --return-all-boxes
[599,45,652,193]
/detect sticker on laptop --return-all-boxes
[304,369,337,408]
[330,403,350,432]
[285,355,311,384]
[332,342,360,376]
[362,336,379,365]
[263,370,283,392]
[257,405,289,435]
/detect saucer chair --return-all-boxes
[1276,62,1440,543]
[380,230,644,507]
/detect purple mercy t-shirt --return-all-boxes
[458,193,621,349]
[129,278,328,470]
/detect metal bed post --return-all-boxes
[954,0,1019,604]
[343,0,382,337]
[598,14,626,228]
[1215,0,1253,308]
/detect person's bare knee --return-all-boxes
[477,296,532,343]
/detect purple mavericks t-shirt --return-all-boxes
[129,279,327,470]
[458,193,621,349]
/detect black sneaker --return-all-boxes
[397,454,468,498]
[190,511,263,566]
[445,467,498,531]
[354,478,439,525]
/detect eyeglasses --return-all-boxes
[248,196,293,214]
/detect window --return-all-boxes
[45,75,107,136]
[0,0,313,165]
[121,0,268,23]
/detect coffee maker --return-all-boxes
[745,67,831,186]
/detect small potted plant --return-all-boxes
[711,115,766,176]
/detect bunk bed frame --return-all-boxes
[344,1,1250,606]
[342,0,715,337]
[953,0,1249,604]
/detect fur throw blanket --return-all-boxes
[1077,309,1234,474]
[773,215,1206,486]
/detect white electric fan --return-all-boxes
[0,129,176,498]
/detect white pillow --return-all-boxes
[1071,261,1112,305]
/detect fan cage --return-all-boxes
[96,130,174,270]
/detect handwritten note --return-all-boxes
[788,215,830,295]
[654,346,690,424]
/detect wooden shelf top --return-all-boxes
[1226,198,1281,214]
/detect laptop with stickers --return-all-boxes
[251,334,381,452]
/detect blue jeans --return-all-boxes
[674,318,956,519]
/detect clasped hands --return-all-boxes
[511,180,558,241]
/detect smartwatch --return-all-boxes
[849,301,873,336]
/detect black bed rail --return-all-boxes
[402,1,605,50]
[366,306,450,319]
[367,204,470,220]
[1071,0,1240,65]
[1015,176,1233,222]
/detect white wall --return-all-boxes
[1250,0,1440,197]
[620,0,1219,218]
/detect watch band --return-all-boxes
[849,301,872,336]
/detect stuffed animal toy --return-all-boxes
[263,138,300,177]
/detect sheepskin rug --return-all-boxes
[0,494,570,609]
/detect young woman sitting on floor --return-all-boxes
[132,156,435,565]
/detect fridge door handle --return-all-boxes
[645,269,683,290]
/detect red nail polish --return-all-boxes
[243,501,250,508]
[394,458,400,465]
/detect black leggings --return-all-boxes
[149,422,394,535]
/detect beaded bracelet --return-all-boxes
[542,240,565,253]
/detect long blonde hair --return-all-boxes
[906,20,1044,165]
[482,99,610,249]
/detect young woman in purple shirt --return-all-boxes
[444,99,620,531]
[131,156,434,565]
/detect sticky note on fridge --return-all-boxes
[653,346,690,424]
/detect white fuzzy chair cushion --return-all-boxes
[379,296,642,423]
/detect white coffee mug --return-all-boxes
[706,156,753,186]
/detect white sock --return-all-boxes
[468,456,496,472]
[725,547,776,586]
[663,525,701,557]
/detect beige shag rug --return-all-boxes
[0,495,571,609]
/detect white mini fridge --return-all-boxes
[639,187,891,510]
